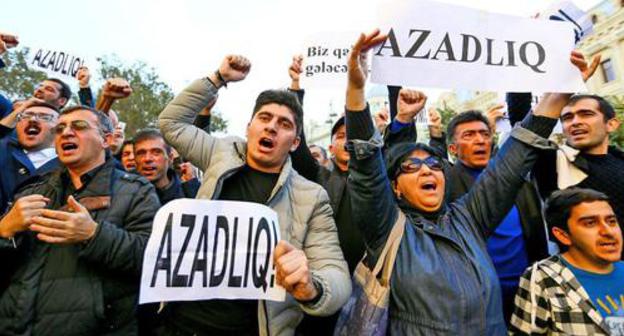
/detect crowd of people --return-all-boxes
[0,26,622,336]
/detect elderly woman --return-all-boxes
[344,30,567,335]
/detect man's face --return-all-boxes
[55,110,108,170]
[134,137,172,188]
[394,149,446,212]
[329,125,350,169]
[246,103,300,173]
[33,80,66,108]
[561,99,616,152]
[120,143,136,171]
[558,201,622,267]
[309,146,327,166]
[449,120,492,169]
[109,126,125,154]
[16,106,58,151]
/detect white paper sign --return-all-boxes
[300,32,358,88]
[140,199,285,304]
[541,1,593,44]
[372,0,585,93]
[27,46,87,81]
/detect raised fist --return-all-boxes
[101,78,132,100]
[218,55,251,83]
[75,67,91,88]
[428,107,443,139]
[396,89,427,124]
[288,55,304,82]
[486,104,505,133]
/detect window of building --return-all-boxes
[601,59,617,83]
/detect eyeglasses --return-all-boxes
[53,120,97,134]
[17,111,57,123]
[398,156,444,176]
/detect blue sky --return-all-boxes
[1,0,603,136]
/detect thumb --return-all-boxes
[274,240,294,260]
[67,195,87,213]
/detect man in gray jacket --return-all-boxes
[158,55,350,336]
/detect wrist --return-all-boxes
[395,114,413,124]
[206,73,225,89]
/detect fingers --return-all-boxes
[228,55,251,72]
[274,240,294,260]
[40,209,72,220]
[399,89,427,104]
[36,233,69,244]
[67,196,88,213]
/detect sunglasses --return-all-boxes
[53,120,97,135]
[398,156,444,176]
[17,111,57,123]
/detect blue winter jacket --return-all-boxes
[345,107,557,335]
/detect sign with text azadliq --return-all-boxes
[139,199,286,304]
[27,46,87,82]
[371,0,586,93]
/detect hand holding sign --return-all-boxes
[396,89,427,124]
[347,29,388,110]
[570,50,601,82]
[30,196,98,244]
[0,194,49,238]
[274,240,318,301]
[219,55,251,83]
[76,66,91,88]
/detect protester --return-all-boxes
[118,139,137,171]
[533,95,624,253]
[158,55,350,335]
[443,110,548,323]
[309,144,330,168]
[133,128,199,205]
[285,55,365,335]
[0,101,61,214]
[509,188,623,335]
[0,106,160,335]
[344,29,568,335]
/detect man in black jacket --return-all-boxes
[0,106,160,335]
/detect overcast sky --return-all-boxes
[1,0,604,137]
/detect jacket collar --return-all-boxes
[538,255,610,333]
[57,159,116,198]
[234,141,293,205]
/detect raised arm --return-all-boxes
[159,55,250,171]
[345,30,397,263]
[286,55,326,182]
[76,67,95,108]
[383,88,426,150]
[455,93,568,238]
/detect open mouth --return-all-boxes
[473,149,487,156]
[598,241,618,248]
[258,137,275,151]
[570,129,588,136]
[141,166,157,173]
[60,142,78,154]
[420,181,438,191]
[24,125,41,136]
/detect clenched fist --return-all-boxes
[396,89,427,124]
[218,55,251,83]
[274,240,319,302]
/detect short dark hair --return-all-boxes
[309,144,328,160]
[60,105,114,135]
[23,101,60,114]
[566,94,615,121]
[133,128,171,154]
[252,90,303,137]
[446,110,491,144]
[47,78,72,106]
[545,187,610,250]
